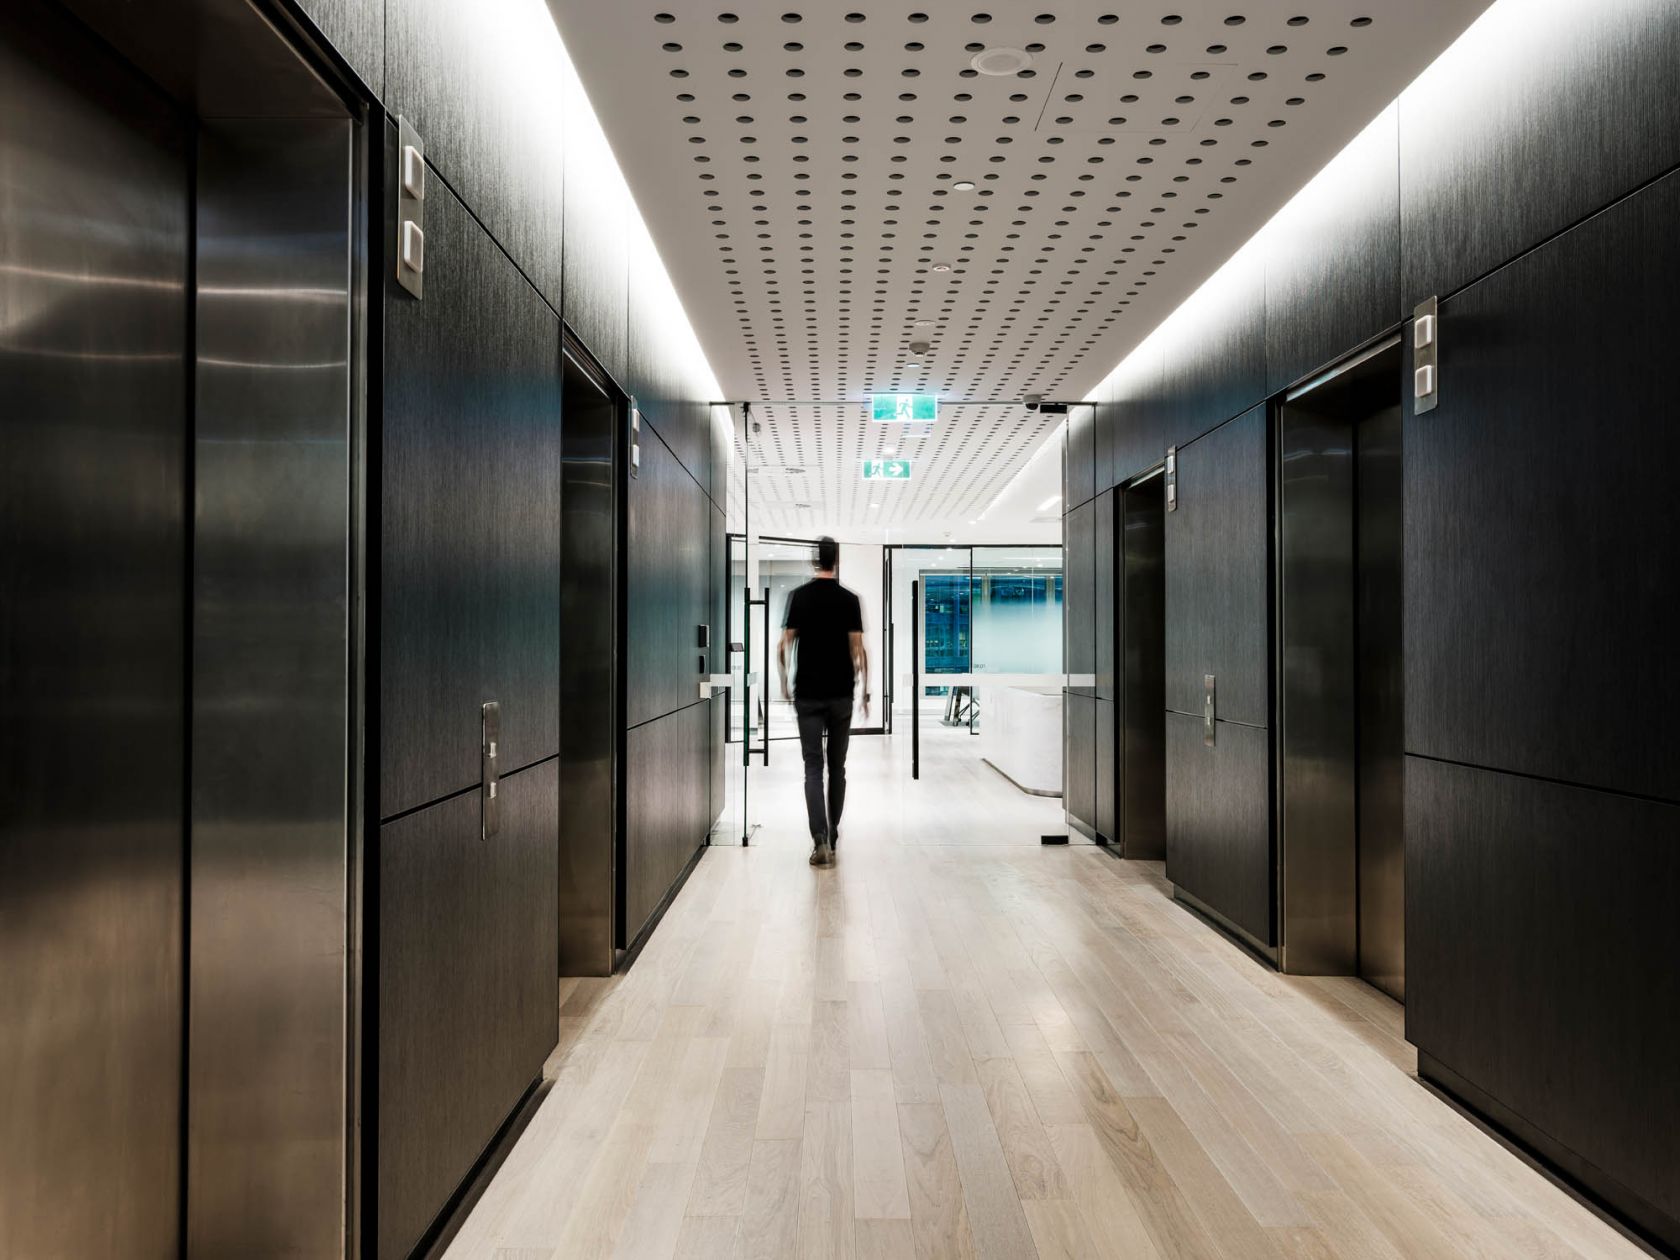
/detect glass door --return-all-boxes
[715,406,757,844]
[757,538,819,741]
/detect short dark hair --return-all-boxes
[815,536,839,571]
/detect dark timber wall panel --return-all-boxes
[1094,697,1115,845]
[709,404,732,507]
[1406,169,1680,802]
[384,0,564,306]
[1091,376,1116,494]
[1407,758,1680,1245]
[628,308,702,489]
[1064,500,1095,695]
[1266,107,1399,393]
[294,0,383,94]
[1400,0,1680,303]
[1065,692,1096,835]
[1110,346,1165,486]
[1093,490,1115,703]
[562,63,628,386]
[1066,398,1095,510]
[378,763,559,1260]
[1161,250,1265,449]
[1164,406,1268,727]
[381,171,561,818]
[626,423,711,729]
[625,703,709,945]
[1166,714,1272,946]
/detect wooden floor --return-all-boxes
[442,729,1647,1260]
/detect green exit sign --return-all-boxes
[871,393,938,423]
[862,459,913,481]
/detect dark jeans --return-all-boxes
[795,697,852,844]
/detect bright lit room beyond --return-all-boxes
[3,0,1677,1259]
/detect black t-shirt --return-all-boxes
[783,578,864,700]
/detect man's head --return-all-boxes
[814,536,839,575]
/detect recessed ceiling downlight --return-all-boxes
[952,179,977,190]
[970,46,1032,76]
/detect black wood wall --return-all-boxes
[1062,1,1680,1247]
[281,3,725,1255]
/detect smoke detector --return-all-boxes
[971,47,1032,76]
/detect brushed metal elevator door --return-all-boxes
[1355,393,1405,1001]
[0,8,190,1257]
[558,348,619,975]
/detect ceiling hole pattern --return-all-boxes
[564,3,1445,536]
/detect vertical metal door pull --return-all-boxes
[1203,674,1216,746]
[482,701,500,838]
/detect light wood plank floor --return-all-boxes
[443,729,1648,1260]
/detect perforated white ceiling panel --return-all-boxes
[553,0,1488,539]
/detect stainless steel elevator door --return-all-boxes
[558,349,619,974]
[1120,474,1167,860]
[1276,339,1405,996]
[1356,393,1405,1001]
[188,117,354,1257]
[0,9,190,1256]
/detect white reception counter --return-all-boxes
[978,685,1063,796]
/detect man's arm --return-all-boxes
[850,631,869,719]
[778,628,796,702]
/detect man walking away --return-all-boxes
[778,536,869,867]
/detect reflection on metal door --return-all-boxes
[0,11,190,1255]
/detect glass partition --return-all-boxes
[886,544,1063,735]
[971,546,1064,680]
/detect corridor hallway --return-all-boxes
[441,732,1643,1260]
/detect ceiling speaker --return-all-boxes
[970,46,1032,76]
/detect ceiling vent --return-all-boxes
[970,46,1032,76]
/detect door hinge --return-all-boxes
[1166,447,1178,511]
[397,116,425,299]
[629,403,642,479]
[482,701,500,839]
[1412,295,1438,413]
[1203,674,1216,746]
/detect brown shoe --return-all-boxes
[809,842,833,867]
